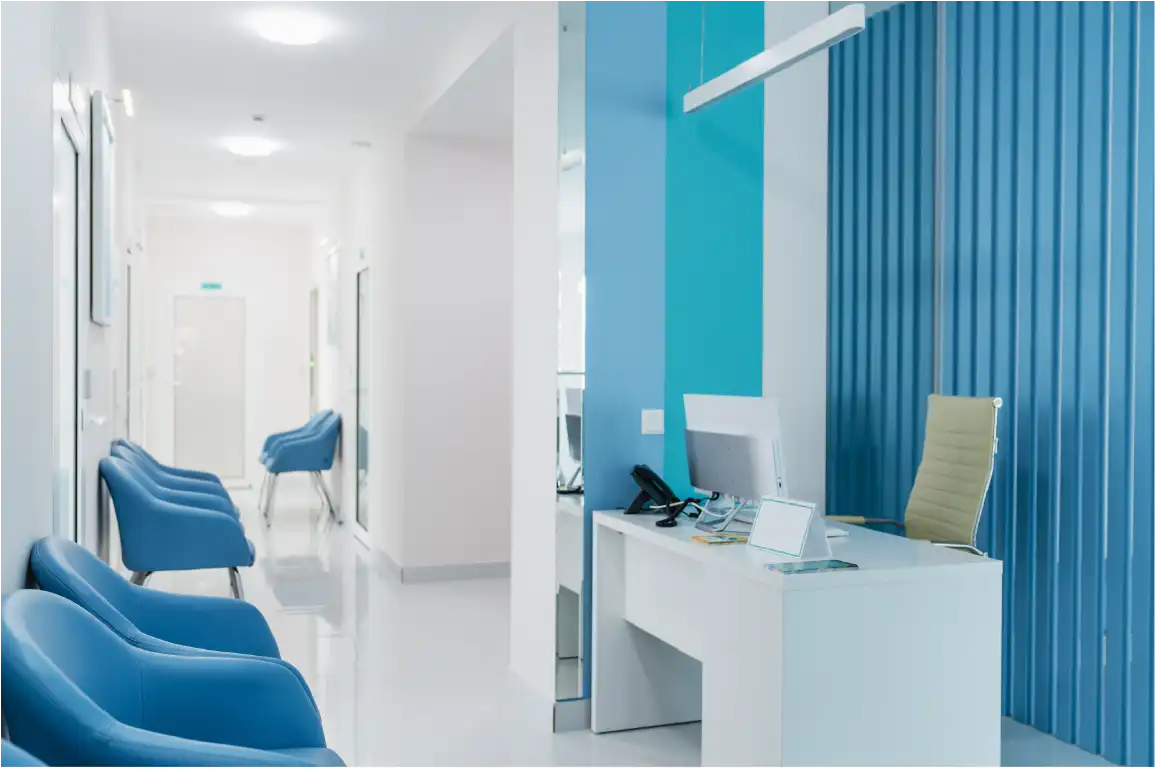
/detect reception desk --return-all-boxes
[591,509,1003,766]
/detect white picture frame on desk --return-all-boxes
[748,496,831,559]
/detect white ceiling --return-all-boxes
[107,1,513,214]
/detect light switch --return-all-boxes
[641,409,664,435]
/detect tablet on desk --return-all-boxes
[766,559,858,575]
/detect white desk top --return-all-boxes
[594,509,1001,592]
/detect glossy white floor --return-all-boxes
[148,477,1112,767]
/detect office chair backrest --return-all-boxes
[904,394,1001,548]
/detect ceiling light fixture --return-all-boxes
[121,89,135,117]
[683,4,865,113]
[221,136,281,157]
[212,201,253,218]
[252,9,329,46]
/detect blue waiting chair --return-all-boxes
[29,536,318,714]
[261,410,332,466]
[110,451,239,520]
[1,741,44,766]
[100,457,255,598]
[260,412,341,526]
[113,440,234,503]
[1,591,343,766]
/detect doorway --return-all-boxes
[52,113,82,541]
[173,295,246,480]
[355,267,370,535]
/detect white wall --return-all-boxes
[142,215,313,488]
[762,2,829,514]
[558,165,585,374]
[397,135,513,571]
[508,2,561,708]
[1,2,56,593]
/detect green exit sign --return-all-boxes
[200,281,223,291]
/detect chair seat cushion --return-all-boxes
[272,747,346,766]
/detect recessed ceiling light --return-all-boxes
[221,136,281,157]
[212,201,253,218]
[252,9,329,46]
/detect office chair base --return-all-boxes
[228,567,245,600]
[129,571,153,587]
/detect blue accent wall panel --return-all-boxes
[585,2,667,509]
[944,3,1154,764]
[827,3,936,525]
[663,2,764,496]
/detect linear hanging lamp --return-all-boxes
[683,4,866,114]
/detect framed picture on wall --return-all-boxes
[90,91,116,326]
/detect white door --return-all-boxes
[52,116,80,540]
[173,295,246,479]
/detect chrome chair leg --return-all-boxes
[129,571,153,587]
[264,473,278,526]
[257,471,269,514]
[311,471,339,525]
[228,567,245,600]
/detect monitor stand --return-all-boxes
[694,496,753,533]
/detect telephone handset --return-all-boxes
[626,465,685,528]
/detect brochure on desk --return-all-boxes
[748,496,832,560]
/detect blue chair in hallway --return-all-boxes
[100,457,255,598]
[29,536,318,714]
[1,591,344,767]
[1,742,44,766]
[260,412,341,527]
[113,439,235,503]
[111,449,240,520]
[260,410,332,466]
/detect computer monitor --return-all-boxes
[683,394,789,501]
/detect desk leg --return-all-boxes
[591,525,702,733]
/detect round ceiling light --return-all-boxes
[221,136,281,157]
[252,9,329,46]
[212,201,253,218]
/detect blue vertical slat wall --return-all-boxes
[943,3,1154,764]
[826,2,936,525]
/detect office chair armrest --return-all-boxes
[132,590,280,658]
[102,723,318,767]
[826,515,905,528]
[930,542,985,556]
[140,653,326,751]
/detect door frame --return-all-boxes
[52,94,86,544]
[353,264,371,547]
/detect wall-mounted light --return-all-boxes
[252,9,329,46]
[683,4,866,113]
[121,88,135,117]
[221,136,281,157]
[212,201,253,217]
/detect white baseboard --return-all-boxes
[372,550,510,583]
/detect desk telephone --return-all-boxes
[626,465,689,528]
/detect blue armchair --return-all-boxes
[100,457,255,598]
[111,452,239,519]
[260,412,341,527]
[261,410,331,465]
[113,440,234,501]
[1,591,344,767]
[1,742,44,766]
[29,536,319,714]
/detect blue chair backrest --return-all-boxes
[99,457,165,563]
[2,591,142,764]
[2,741,45,766]
[30,537,145,644]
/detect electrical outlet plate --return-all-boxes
[641,409,664,435]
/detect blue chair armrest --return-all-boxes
[158,462,222,484]
[100,723,320,766]
[140,653,326,751]
[133,590,280,658]
[152,473,232,501]
[147,486,238,519]
[118,500,253,573]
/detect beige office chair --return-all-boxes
[829,394,1002,555]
